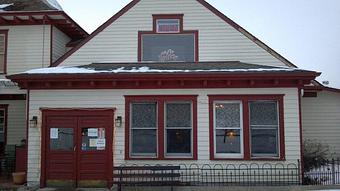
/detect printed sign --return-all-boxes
[89,139,97,147]
[96,138,106,150]
[50,128,58,139]
[88,128,98,137]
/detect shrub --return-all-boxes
[303,139,330,172]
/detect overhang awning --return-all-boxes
[7,61,321,90]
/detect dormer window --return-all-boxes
[0,30,8,74]
[138,14,198,62]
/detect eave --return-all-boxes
[8,71,320,90]
[0,11,88,39]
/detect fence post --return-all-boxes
[332,158,335,185]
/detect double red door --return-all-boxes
[42,110,113,188]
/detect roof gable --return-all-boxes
[52,0,296,68]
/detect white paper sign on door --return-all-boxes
[88,128,98,137]
[89,139,97,147]
[50,128,58,139]
[96,138,106,150]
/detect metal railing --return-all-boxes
[113,161,301,186]
[304,158,340,185]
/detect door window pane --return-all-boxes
[50,128,73,151]
[249,101,279,157]
[81,128,106,151]
[142,34,195,62]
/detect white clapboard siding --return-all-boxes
[0,25,51,76]
[27,88,300,183]
[0,100,26,145]
[302,90,340,158]
[52,26,71,63]
[59,0,288,67]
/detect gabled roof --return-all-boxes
[0,11,88,39]
[0,0,62,11]
[51,0,297,67]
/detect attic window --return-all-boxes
[156,19,180,33]
[153,14,183,33]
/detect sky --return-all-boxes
[58,0,340,89]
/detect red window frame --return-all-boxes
[125,95,198,160]
[208,95,285,161]
[0,30,8,74]
[138,14,199,62]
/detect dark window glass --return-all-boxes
[131,129,157,154]
[216,129,241,154]
[249,101,279,157]
[251,129,278,154]
[50,128,73,151]
[166,129,191,154]
[142,34,195,62]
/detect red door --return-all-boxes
[45,117,77,187]
[43,110,114,188]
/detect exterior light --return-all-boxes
[30,116,38,128]
[115,116,122,128]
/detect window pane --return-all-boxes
[81,128,106,151]
[251,129,278,155]
[157,19,179,33]
[166,129,191,154]
[249,101,278,126]
[131,129,157,155]
[50,128,73,151]
[0,54,4,72]
[142,34,195,62]
[215,103,240,128]
[132,103,157,128]
[166,103,191,127]
[215,129,241,154]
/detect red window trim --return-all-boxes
[0,104,8,149]
[208,94,285,161]
[0,30,8,74]
[124,95,198,160]
[152,14,184,33]
[138,14,199,62]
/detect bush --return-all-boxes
[303,139,330,172]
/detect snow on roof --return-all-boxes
[24,66,300,74]
[0,3,13,10]
[45,0,63,10]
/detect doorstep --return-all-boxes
[37,188,110,191]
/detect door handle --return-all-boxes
[73,146,76,151]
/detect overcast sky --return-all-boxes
[58,0,340,89]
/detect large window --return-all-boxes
[0,30,8,74]
[214,101,243,158]
[250,101,279,157]
[126,96,197,160]
[0,105,7,154]
[141,34,195,62]
[209,95,284,160]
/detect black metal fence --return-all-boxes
[113,161,301,186]
[304,158,340,185]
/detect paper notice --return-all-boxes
[96,138,106,150]
[50,128,58,139]
[89,139,97,147]
[88,128,98,137]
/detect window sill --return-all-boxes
[210,157,286,161]
[126,157,197,160]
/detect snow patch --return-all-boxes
[0,3,14,11]
[23,66,300,74]
[44,0,63,10]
